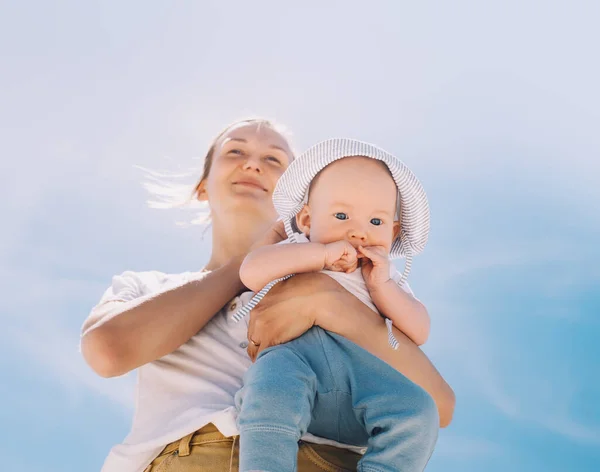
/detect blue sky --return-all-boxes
[1,1,599,471]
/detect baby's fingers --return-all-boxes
[359,245,386,262]
[358,245,374,259]
[340,259,358,273]
[327,263,346,272]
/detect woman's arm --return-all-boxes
[246,273,455,427]
[82,220,288,378]
[81,256,245,378]
[316,281,453,426]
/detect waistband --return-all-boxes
[144,423,237,472]
[161,423,231,457]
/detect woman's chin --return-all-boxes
[220,197,276,220]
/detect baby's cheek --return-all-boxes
[310,226,341,245]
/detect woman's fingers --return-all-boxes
[246,340,259,362]
[246,309,288,360]
[245,275,321,361]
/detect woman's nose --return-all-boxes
[242,154,263,173]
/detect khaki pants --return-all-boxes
[144,423,360,472]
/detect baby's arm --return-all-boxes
[370,282,430,346]
[358,245,430,345]
[240,240,357,292]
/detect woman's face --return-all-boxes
[200,122,293,224]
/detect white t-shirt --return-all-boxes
[83,270,366,472]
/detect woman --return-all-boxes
[81,119,455,472]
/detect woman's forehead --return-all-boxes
[220,122,291,152]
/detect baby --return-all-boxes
[235,139,438,472]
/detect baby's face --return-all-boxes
[297,156,400,253]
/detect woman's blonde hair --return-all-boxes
[139,118,293,227]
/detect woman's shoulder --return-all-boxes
[104,269,210,299]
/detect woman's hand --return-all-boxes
[246,273,335,361]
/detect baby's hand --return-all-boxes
[324,241,358,273]
[358,245,392,288]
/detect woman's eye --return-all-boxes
[370,218,383,226]
[266,156,281,164]
[334,213,348,220]
[229,149,243,156]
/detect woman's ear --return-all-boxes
[196,180,208,201]
[295,205,311,236]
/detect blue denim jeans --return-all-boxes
[235,327,439,472]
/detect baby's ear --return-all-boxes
[295,205,311,236]
[392,221,401,240]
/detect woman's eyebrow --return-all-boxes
[269,144,288,153]
[222,137,247,145]
[223,137,286,153]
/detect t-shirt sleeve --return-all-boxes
[98,271,147,304]
[81,271,160,337]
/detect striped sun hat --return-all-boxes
[272,138,431,285]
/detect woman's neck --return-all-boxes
[204,213,273,271]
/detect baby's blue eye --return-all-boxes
[334,213,348,220]
[370,218,383,226]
